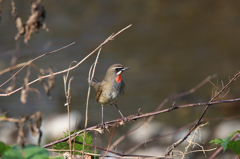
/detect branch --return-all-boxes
[42,96,240,148]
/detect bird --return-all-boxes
[89,64,130,127]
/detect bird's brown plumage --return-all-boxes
[90,64,128,105]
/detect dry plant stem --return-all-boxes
[42,97,240,149]
[165,72,240,156]
[0,42,75,89]
[0,24,132,97]
[110,74,216,150]
[83,47,102,158]
[63,69,74,158]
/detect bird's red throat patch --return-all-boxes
[115,73,122,83]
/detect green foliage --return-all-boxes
[210,130,240,157]
[0,142,11,155]
[2,144,49,159]
[53,131,95,156]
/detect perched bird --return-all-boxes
[89,64,130,126]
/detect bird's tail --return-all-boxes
[91,78,99,83]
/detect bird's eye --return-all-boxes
[115,68,122,72]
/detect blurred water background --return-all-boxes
[1,1,240,158]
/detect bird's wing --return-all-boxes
[89,77,102,103]
[95,89,102,103]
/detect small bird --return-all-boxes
[89,64,130,127]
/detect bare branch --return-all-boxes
[0,24,132,97]
[165,71,240,156]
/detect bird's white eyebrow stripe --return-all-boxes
[113,67,123,70]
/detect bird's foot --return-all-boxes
[98,122,108,129]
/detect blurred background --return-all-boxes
[1,1,240,158]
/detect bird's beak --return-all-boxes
[123,67,130,71]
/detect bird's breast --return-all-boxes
[98,81,125,105]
